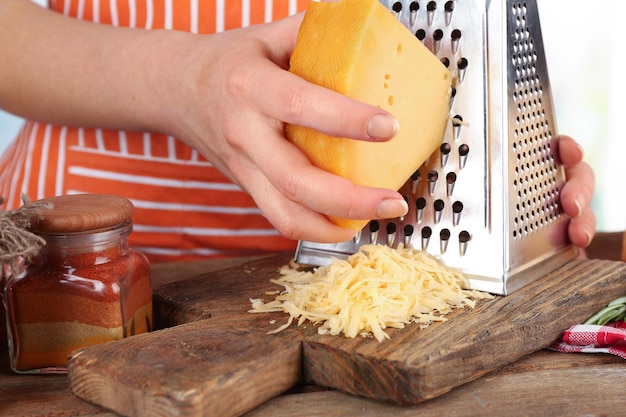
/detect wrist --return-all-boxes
[133,30,218,152]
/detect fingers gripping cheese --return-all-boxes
[286,0,452,230]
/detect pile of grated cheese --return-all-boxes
[248,244,493,342]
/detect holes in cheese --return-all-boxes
[248,244,492,342]
[285,0,452,231]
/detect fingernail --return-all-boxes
[583,228,593,247]
[574,198,583,218]
[367,114,399,140]
[376,198,408,218]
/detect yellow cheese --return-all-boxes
[286,0,452,230]
[249,244,493,342]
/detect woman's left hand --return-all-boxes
[557,135,596,254]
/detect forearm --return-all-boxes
[0,0,193,135]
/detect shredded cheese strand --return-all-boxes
[249,244,493,342]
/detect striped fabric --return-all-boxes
[0,0,312,263]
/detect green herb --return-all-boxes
[584,296,626,326]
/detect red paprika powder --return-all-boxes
[3,194,152,374]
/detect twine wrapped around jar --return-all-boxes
[0,194,52,279]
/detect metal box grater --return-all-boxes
[294,0,578,295]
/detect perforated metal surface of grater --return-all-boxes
[294,0,577,295]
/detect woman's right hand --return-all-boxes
[163,15,410,243]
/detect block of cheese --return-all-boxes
[286,0,452,230]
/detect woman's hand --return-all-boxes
[556,135,596,253]
[169,15,408,243]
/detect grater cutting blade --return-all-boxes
[294,0,578,295]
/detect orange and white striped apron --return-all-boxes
[0,0,311,263]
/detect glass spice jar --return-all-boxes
[2,194,153,374]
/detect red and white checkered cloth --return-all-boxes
[549,321,626,359]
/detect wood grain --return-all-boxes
[152,252,293,329]
[67,254,626,416]
[299,258,626,403]
[4,346,624,417]
[68,317,303,417]
[0,354,115,416]
[30,194,134,233]
[244,351,626,417]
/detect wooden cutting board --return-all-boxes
[68,253,626,417]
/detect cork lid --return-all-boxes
[29,194,134,234]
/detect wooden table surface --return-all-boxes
[1,232,624,417]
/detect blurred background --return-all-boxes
[0,0,624,232]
